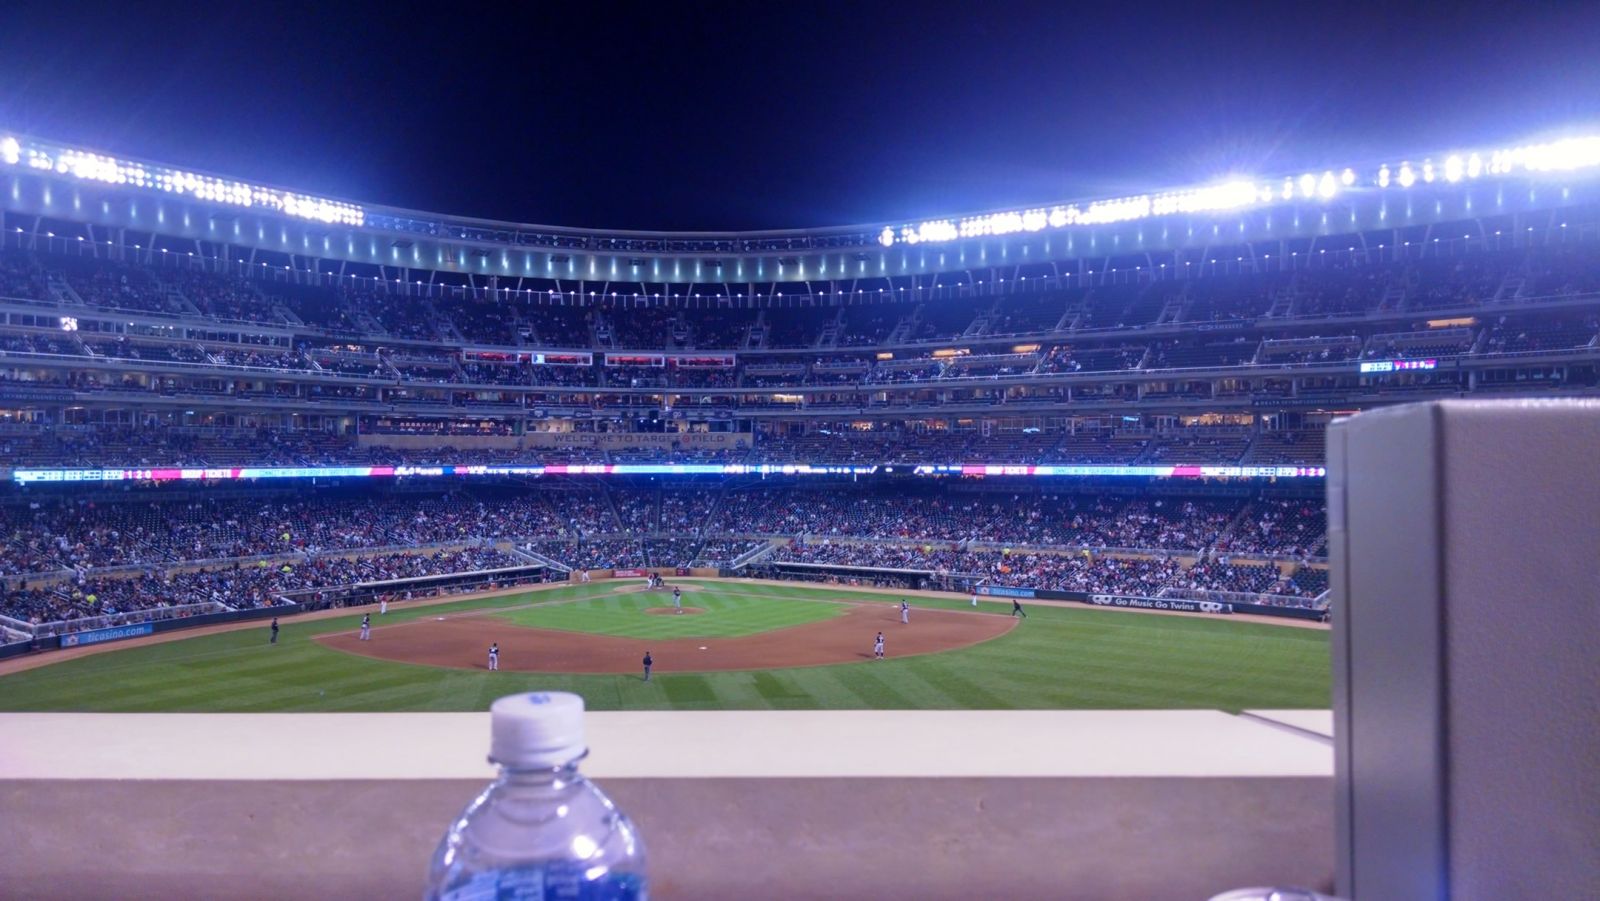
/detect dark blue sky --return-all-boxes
[2,1,1598,231]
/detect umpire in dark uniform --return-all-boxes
[642,651,653,682]
[270,617,280,643]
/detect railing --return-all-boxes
[277,564,550,610]
[5,250,1600,358]
[696,533,1327,564]
[729,541,778,569]
[508,545,572,572]
[5,340,1596,413]
[30,601,233,639]
[1159,586,1329,610]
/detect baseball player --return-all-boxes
[672,586,683,613]
[488,642,499,671]
[1011,598,1028,618]
[269,617,279,644]
[379,597,388,615]
[873,632,885,660]
[359,613,371,641]
[900,600,910,624]
[642,651,653,682]
[579,570,591,583]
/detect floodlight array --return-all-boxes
[4,128,1599,250]
[0,133,365,226]
[879,132,1600,247]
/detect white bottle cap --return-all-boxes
[489,692,586,768]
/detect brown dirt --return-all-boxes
[315,601,1016,673]
[643,606,706,616]
[0,581,571,677]
[0,576,1323,679]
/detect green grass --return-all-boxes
[493,582,844,638]
[0,580,1330,713]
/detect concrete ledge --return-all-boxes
[1,777,1335,900]
[0,710,1333,779]
[0,710,1335,898]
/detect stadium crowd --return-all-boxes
[0,422,1337,469]
[1,483,1329,629]
[2,246,1595,400]
[1,485,1327,576]
[3,546,524,629]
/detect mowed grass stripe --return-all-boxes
[0,580,1329,712]
[492,585,845,639]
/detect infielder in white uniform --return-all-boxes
[900,600,910,624]
[359,614,371,641]
[488,642,499,671]
[873,632,885,660]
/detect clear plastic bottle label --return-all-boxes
[437,863,647,901]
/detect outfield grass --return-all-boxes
[493,582,845,638]
[0,580,1330,713]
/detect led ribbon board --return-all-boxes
[9,462,1325,484]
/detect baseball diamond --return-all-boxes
[0,579,1330,713]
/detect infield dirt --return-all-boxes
[316,600,1017,673]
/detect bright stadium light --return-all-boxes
[1516,135,1600,172]
[0,133,364,226]
[11,126,1600,252]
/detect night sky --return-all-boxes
[1,1,1598,232]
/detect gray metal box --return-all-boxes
[1329,399,1599,900]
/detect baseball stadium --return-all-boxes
[2,36,1598,894]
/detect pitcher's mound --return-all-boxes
[644,606,706,616]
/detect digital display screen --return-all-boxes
[9,462,889,484]
[1359,358,1437,373]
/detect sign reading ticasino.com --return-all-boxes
[9,462,1325,484]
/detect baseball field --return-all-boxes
[0,579,1330,712]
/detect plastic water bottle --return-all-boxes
[425,692,648,900]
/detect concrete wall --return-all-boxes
[1,710,1336,900]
